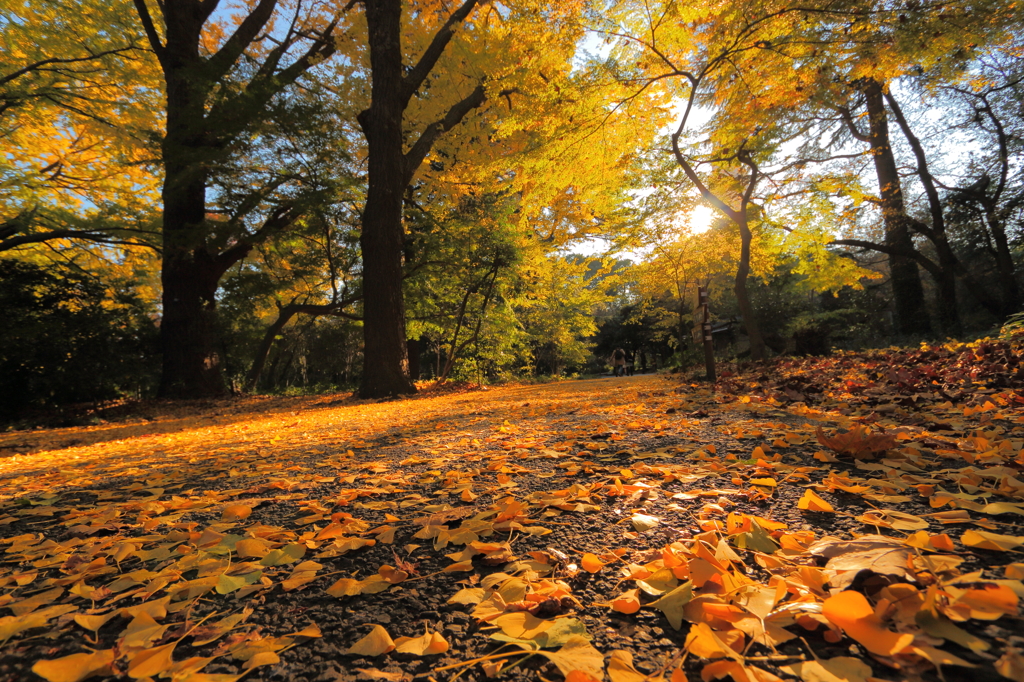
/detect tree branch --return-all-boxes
[832,238,940,276]
[883,91,946,237]
[670,116,741,224]
[0,229,159,253]
[206,0,279,83]
[131,0,167,64]
[834,104,869,142]
[404,83,489,183]
[402,0,481,108]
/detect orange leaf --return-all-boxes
[580,553,605,573]
[611,589,641,615]
[235,538,270,558]
[127,641,177,679]
[566,672,602,682]
[221,505,252,522]
[816,426,896,459]
[685,623,741,660]
[701,660,784,682]
[31,649,115,682]
[393,631,448,655]
[797,489,834,513]
[822,591,913,656]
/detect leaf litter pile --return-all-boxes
[2,340,1024,682]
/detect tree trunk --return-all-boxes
[407,337,421,382]
[986,208,1021,317]
[245,306,299,392]
[861,80,932,336]
[159,255,226,397]
[158,81,227,397]
[356,1,416,398]
[355,0,486,397]
[735,218,766,361]
[133,0,337,399]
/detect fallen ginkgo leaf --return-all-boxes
[961,529,1024,551]
[797,489,834,513]
[580,552,605,573]
[701,659,785,682]
[31,649,115,682]
[821,591,913,656]
[126,641,177,679]
[631,513,660,532]
[779,656,873,682]
[611,588,641,614]
[346,624,395,656]
[393,630,448,655]
[221,504,252,522]
[607,649,650,682]
[685,622,742,660]
[648,581,693,630]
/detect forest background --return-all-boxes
[1,0,1022,423]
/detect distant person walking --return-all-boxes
[612,348,626,377]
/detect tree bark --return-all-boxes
[734,216,766,361]
[860,79,933,336]
[407,337,421,381]
[357,0,416,398]
[158,32,225,397]
[356,0,484,398]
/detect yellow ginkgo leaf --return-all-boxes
[607,649,649,682]
[127,641,177,679]
[243,651,281,670]
[494,611,553,640]
[393,630,449,655]
[234,538,271,559]
[73,611,118,633]
[797,489,834,513]
[32,649,115,682]
[961,529,1024,551]
[346,625,395,656]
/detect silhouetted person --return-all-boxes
[612,348,626,376]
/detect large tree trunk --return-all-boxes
[861,80,932,336]
[357,0,415,398]
[353,0,486,397]
[158,61,228,397]
[735,218,766,361]
[159,253,226,397]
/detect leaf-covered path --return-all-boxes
[2,358,1023,682]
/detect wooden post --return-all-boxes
[692,287,716,381]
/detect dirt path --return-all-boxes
[1,374,1021,682]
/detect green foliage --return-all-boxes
[0,258,158,420]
